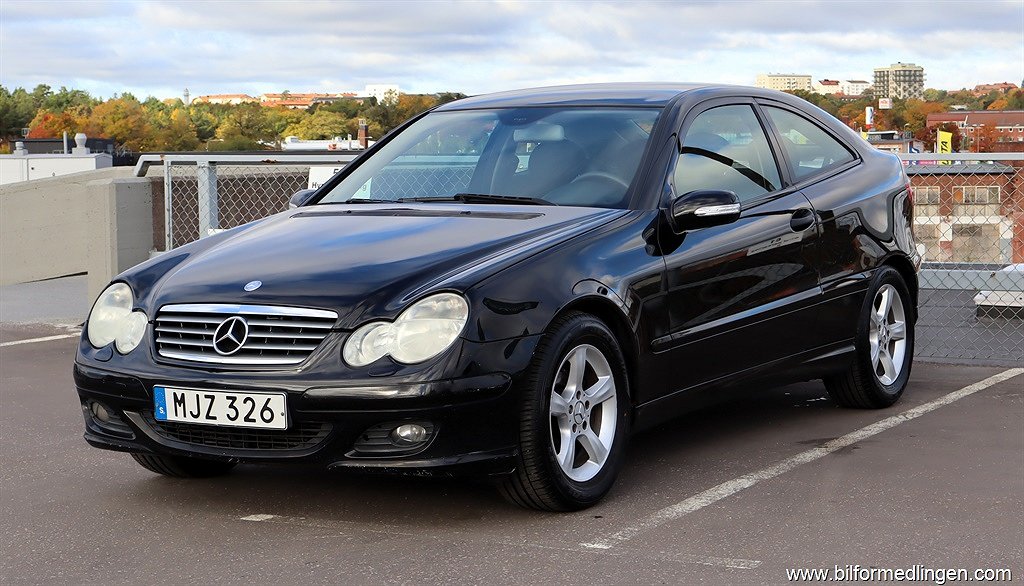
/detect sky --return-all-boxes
[1,0,1022,100]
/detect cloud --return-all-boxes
[0,0,1020,99]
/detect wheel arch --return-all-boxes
[551,294,640,408]
[881,253,919,319]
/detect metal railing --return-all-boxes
[136,151,1023,365]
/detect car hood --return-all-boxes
[143,204,625,328]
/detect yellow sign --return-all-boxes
[937,129,952,165]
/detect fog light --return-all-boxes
[391,423,428,446]
[90,401,110,422]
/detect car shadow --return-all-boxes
[114,379,840,522]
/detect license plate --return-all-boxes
[153,386,288,430]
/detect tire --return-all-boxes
[130,453,237,478]
[500,311,631,511]
[825,265,914,408]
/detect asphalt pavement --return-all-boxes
[1,321,1021,585]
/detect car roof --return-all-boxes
[435,82,725,110]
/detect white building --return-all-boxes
[812,79,842,95]
[0,138,112,186]
[755,74,813,92]
[841,80,871,96]
[363,84,400,105]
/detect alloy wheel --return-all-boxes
[549,344,617,482]
[869,284,908,386]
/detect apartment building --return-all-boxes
[873,62,925,99]
[755,74,812,92]
[841,80,871,96]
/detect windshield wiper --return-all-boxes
[318,198,402,205]
[399,193,552,206]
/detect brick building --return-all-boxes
[926,111,1024,146]
[907,163,1023,263]
[973,82,1019,96]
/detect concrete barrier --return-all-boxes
[0,168,154,301]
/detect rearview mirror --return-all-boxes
[289,188,316,209]
[667,190,741,234]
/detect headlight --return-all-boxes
[343,293,468,367]
[87,283,149,353]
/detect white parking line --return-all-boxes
[0,333,80,347]
[581,368,1024,551]
[237,512,762,569]
[239,514,278,522]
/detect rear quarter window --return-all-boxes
[763,106,854,181]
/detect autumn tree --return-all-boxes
[967,124,999,152]
[902,99,945,133]
[25,107,89,137]
[83,97,156,151]
[914,122,962,152]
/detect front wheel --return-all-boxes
[500,312,630,511]
[825,266,915,408]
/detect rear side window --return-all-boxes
[762,106,854,181]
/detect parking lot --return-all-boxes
[1,315,1021,585]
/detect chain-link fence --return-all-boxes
[905,153,1023,365]
[162,161,330,249]
[152,152,1023,365]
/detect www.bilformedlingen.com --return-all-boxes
[786,565,1012,583]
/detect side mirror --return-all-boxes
[667,190,741,234]
[289,188,316,209]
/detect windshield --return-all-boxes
[318,107,661,209]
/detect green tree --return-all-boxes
[41,87,97,112]
[314,98,363,118]
[281,110,351,139]
[264,107,306,138]
[154,109,200,151]
[784,90,840,116]
[0,86,44,137]
[186,103,221,142]
[216,102,274,143]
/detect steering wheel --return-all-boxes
[570,171,630,189]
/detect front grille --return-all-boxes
[155,303,338,366]
[143,412,332,451]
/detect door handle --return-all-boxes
[790,209,815,232]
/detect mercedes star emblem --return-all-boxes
[244,280,262,292]
[212,316,249,355]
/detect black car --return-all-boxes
[75,83,920,511]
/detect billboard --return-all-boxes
[878,98,893,110]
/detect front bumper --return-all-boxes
[74,336,540,477]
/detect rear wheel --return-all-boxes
[131,453,236,478]
[500,312,630,511]
[825,266,914,408]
